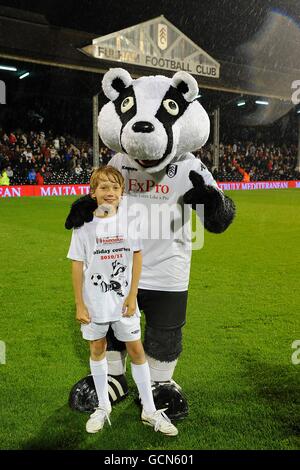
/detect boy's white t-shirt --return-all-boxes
[67,204,143,323]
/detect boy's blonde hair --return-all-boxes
[90,166,125,195]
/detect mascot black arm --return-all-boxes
[183,170,236,234]
[65,195,98,229]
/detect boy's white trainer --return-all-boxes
[141,408,178,436]
[86,404,112,433]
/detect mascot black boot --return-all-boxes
[67,68,235,421]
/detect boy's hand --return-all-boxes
[122,293,137,317]
[76,304,91,324]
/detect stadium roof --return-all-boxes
[0,1,299,100]
[0,6,99,73]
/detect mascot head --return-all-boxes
[98,68,210,174]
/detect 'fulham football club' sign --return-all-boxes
[80,16,220,78]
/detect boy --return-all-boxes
[67,166,178,436]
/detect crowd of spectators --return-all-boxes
[0,129,114,186]
[196,142,300,182]
[0,129,299,185]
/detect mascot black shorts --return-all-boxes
[137,289,188,330]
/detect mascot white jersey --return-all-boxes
[67,68,235,420]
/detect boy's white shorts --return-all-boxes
[81,315,141,342]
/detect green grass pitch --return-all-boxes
[0,189,299,450]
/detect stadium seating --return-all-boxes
[0,130,299,184]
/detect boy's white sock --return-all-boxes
[90,357,111,410]
[131,362,156,415]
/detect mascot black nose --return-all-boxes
[132,121,154,133]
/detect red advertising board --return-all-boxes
[217,181,300,191]
[0,184,90,198]
[0,181,299,198]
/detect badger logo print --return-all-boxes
[110,260,128,297]
[90,261,128,297]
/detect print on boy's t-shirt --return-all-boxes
[67,205,143,323]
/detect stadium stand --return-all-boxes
[196,142,300,182]
[0,129,114,185]
[0,129,299,185]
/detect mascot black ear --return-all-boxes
[171,71,199,102]
[102,68,133,101]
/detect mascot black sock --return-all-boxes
[144,325,182,382]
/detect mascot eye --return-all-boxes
[121,96,134,113]
[163,99,179,115]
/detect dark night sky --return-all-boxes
[0,0,299,61]
[0,0,300,141]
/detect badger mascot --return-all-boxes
[67,68,235,420]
